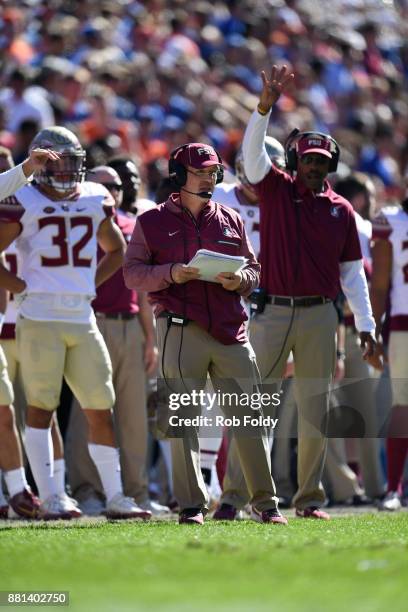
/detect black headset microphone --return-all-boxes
[180,187,213,199]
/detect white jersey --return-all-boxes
[355,212,372,265]
[8,182,114,323]
[213,183,260,256]
[372,206,408,319]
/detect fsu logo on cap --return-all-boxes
[307,138,323,147]
[197,147,213,156]
[223,226,234,237]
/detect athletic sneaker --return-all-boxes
[106,494,152,520]
[40,492,83,520]
[213,503,241,521]
[78,495,106,516]
[296,507,330,520]
[251,506,288,525]
[8,487,41,519]
[139,499,170,516]
[179,508,204,525]
[378,491,402,512]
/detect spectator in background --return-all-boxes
[0,68,53,134]
[12,119,41,166]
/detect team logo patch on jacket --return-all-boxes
[330,206,340,218]
[222,226,234,237]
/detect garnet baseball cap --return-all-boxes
[173,143,221,169]
[297,134,332,159]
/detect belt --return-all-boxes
[266,295,332,308]
[95,312,137,320]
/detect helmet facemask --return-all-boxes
[39,153,86,194]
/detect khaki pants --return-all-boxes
[65,316,148,502]
[157,318,278,513]
[221,302,338,510]
[16,316,114,411]
[271,377,297,500]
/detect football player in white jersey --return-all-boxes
[0,127,151,520]
[371,194,408,511]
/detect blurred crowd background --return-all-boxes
[1,0,408,205]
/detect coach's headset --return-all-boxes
[284,129,340,174]
[168,143,224,188]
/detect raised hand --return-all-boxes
[258,65,294,114]
[22,148,61,178]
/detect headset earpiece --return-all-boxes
[169,145,189,186]
[215,152,224,184]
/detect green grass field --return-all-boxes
[1,513,407,612]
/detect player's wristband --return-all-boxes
[336,349,346,361]
[0,313,5,335]
[257,104,271,116]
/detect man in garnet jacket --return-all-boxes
[124,142,287,526]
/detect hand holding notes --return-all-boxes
[171,264,201,284]
[215,271,242,291]
[171,250,247,286]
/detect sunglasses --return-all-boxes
[299,154,330,166]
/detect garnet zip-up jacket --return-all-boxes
[123,193,260,345]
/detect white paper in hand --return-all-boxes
[188,249,247,283]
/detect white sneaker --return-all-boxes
[379,491,402,512]
[139,499,170,516]
[78,495,106,516]
[40,492,83,520]
[106,493,152,520]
